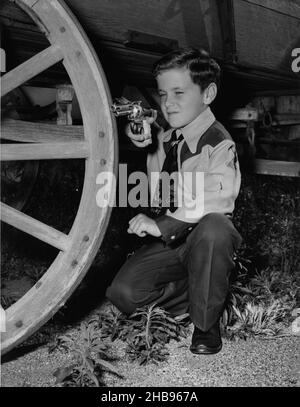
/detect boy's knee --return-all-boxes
[106,280,137,315]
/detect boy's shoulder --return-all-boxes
[200,121,232,148]
[194,120,233,154]
[180,120,233,162]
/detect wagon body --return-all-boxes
[1,0,300,90]
[65,0,300,87]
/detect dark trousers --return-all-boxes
[106,213,242,331]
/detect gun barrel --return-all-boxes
[111,100,156,121]
[111,104,133,117]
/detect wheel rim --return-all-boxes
[1,0,118,354]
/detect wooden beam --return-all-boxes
[1,119,84,143]
[56,84,75,125]
[0,202,70,251]
[1,44,63,97]
[251,89,300,97]
[272,114,300,126]
[1,141,89,161]
[217,0,237,63]
[254,159,300,177]
[230,108,259,121]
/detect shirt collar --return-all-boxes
[164,107,216,154]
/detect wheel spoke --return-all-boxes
[1,141,89,161]
[1,44,63,97]
[0,202,71,251]
[1,119,84,143]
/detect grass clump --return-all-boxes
[50,303,189,387]
[221,175,300,340]
[222,257,299,340]
[52,319,121,387]
[224,300,289,340]
[99,303,189,365]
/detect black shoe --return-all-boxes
[190,321,222,355]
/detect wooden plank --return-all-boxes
[243,0,300,18]
[0,202,70,251]
[276,95,300,114]
[56,84,74,125]
[273,114,300,126]
[63,0,223,58]
[217,0,237,63]
[1,119,84,143]
[1,47,6,72]
[234,0,300,75]
[22,0,41,7]
[1,0,224,58]
[1,44,63,97]
[230,108,258,121]
[251,89,300,97]
[2,9,299,90]
[1,141,89,161]
[254,159,300,177]
[231,114,300,127]
[0,0,34,25]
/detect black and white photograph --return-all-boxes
[0,0,299,392]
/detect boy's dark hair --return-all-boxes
[152,47,221,91]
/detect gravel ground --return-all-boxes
[1,318,299,388]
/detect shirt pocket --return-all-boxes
[204,172,223,192]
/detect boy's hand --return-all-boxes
[125,117,154,148]
[128,214,162,238]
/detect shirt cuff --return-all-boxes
[155,215,197,245]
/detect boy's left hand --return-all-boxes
[128,214,162,237]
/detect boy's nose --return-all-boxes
[165,95,175,108]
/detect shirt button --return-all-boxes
[170,235,176,240]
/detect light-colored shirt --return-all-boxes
[147,107,241,244]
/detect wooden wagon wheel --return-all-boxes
[1,0,118,355]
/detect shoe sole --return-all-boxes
[189,344,222,355]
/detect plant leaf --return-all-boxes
[53,364,76,384]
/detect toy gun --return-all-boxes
[111,97,157,134]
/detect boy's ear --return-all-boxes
[203,83,217,105]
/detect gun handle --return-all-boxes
[142,120,152,139]
[130,120,151,135]
[130,122,143,135]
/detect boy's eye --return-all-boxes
[175,91,184,95]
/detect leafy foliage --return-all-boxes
[99,304,190,365]
[219,174,300,340]
[221,252,299,339]
[234,174,299,275]
[98,304,131,341]
[223,300,288,340]
[249,268,299,306]
[52,319,122,387]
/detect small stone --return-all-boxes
[291,316,300,336]
[291,308,300,318]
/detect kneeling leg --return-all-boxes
[106,241,189,316]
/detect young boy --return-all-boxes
[106,48,242,355]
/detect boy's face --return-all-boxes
[156,67,208,129]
